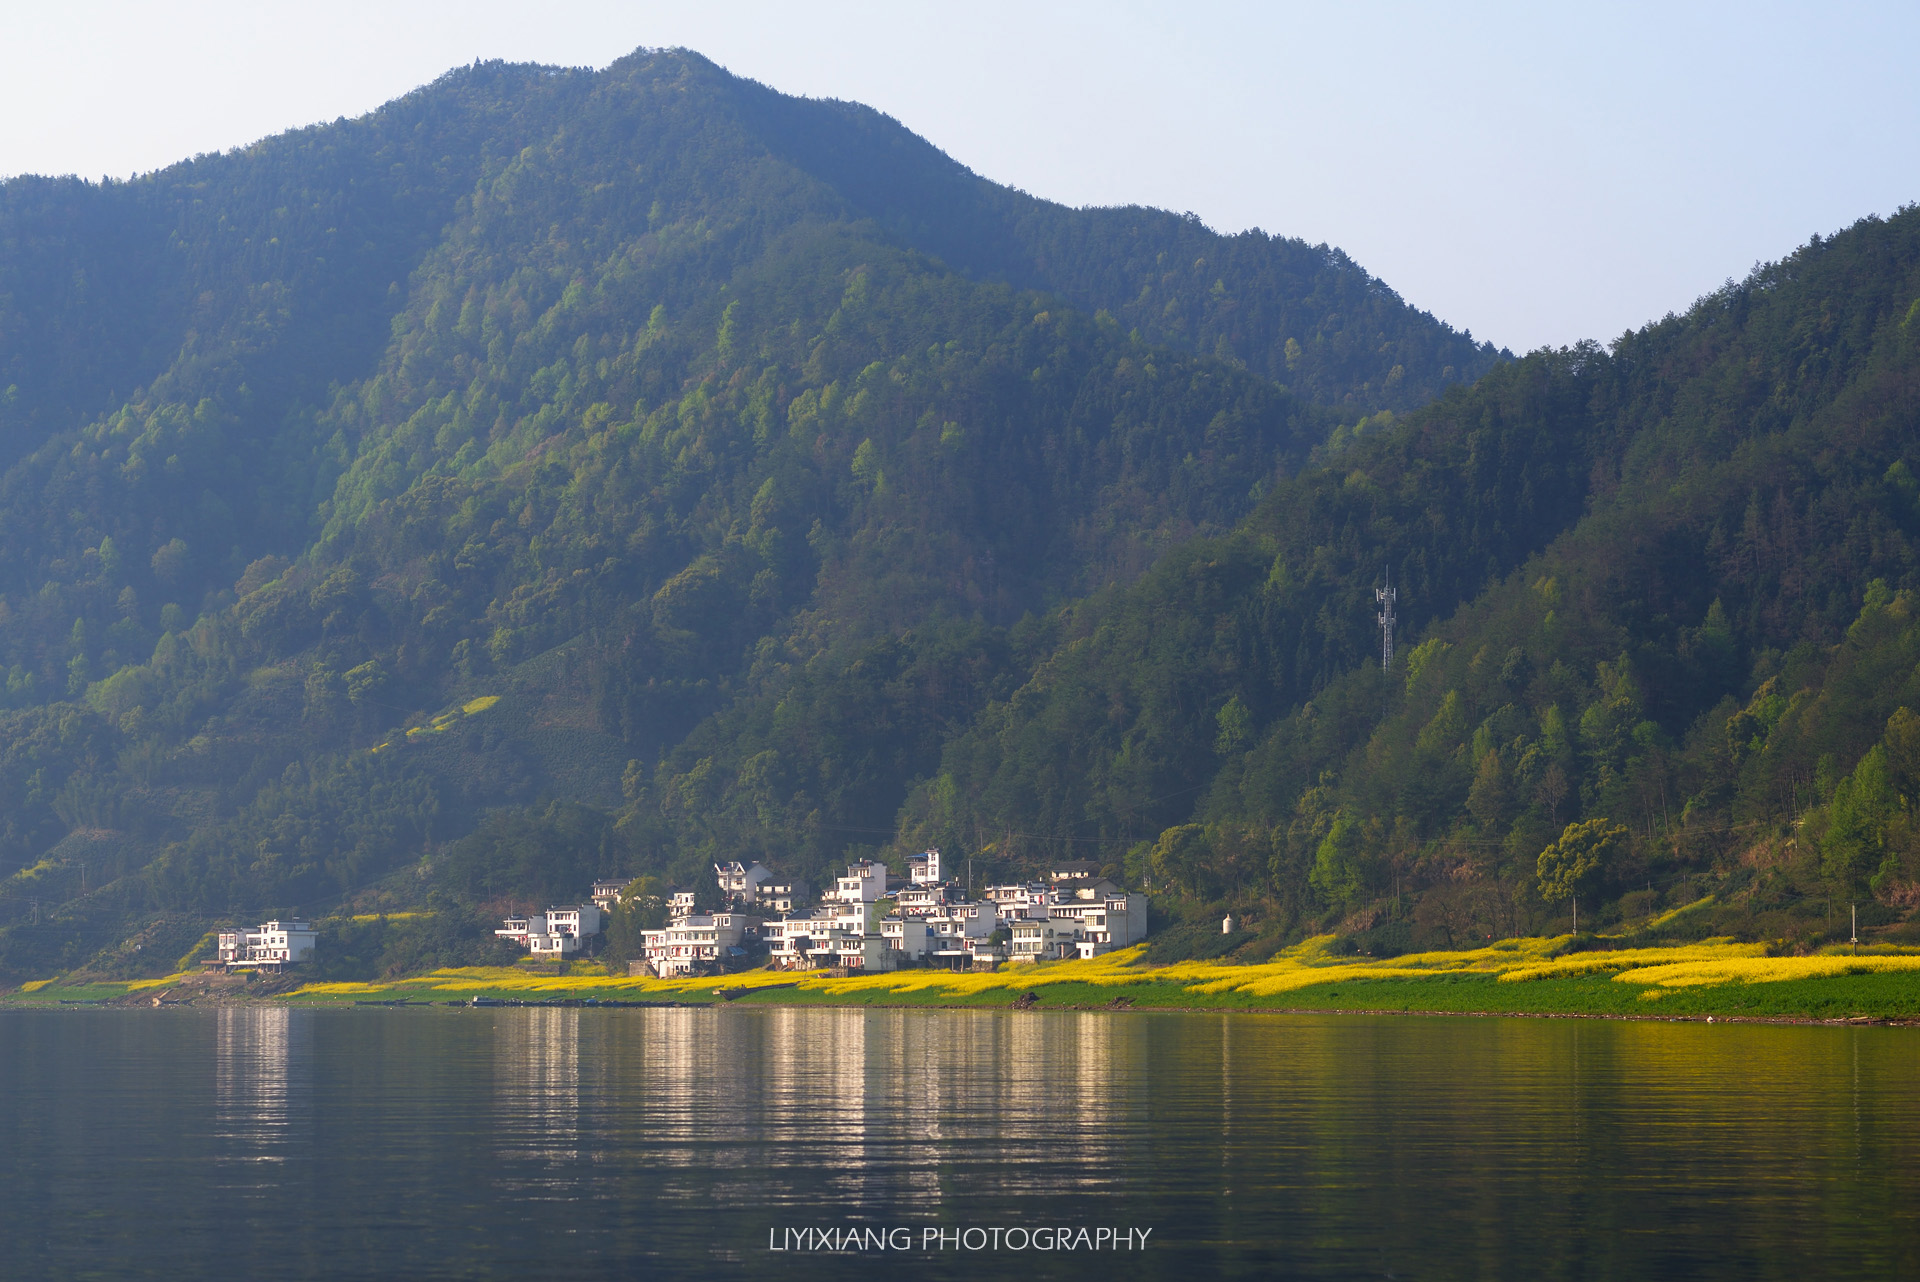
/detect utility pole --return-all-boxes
[1851,902,1858,952]
[1376,570,1397,673]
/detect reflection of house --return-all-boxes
[715,860,775,906]
[215,920,317,971]
[641,912,757,976]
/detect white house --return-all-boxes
[494,914,548,945]
[880,917,933,962]
[829,859,889,904]
[529,930,579,958]
[591,879,630,912]
[764,880,811,914]
[1009,917,1081,963]
[1052,892,1149,958]
[833,934,897,972]
[764,913,828,969]
[905,848,942,886]
[715,860,775,906]
[985,882,1056,918]
[641,912,758,977]
[544,905,604,938]
[667,890,698,922]
[894,882,955,917]
[926,900,999,968]
[216,920,317,971]
[496,903,604,956]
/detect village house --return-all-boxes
[830,858,890,905]
[1008,917,1081,963]
[894,881,955,917]
[215,920,317,971]
[763,880,811,915]
[639,911,757,977]
[754,855,1149,975]
[667,889,698,922]
[495,903,604,957]
[985,881,1056,918]
[905,848,942,885]
[714,860,775,906]
[880,917,933,962]
[1050,891,1148,959]
[591,879,629,912]
[926,899,999,968]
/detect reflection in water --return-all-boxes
[213,1006,310,1171]
[17,1006,1894,1278]
[494,1007,582,1174]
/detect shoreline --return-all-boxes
[12,937,1920,1024]
[6,992,1918,1029]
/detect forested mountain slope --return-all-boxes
[905,209,1920,953]
[0,49,1499,975]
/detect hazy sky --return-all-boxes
[2,2,1916,353]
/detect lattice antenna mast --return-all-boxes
[1375,569,1397,672]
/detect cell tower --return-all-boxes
[1375,570,1397,672]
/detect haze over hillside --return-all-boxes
[0,46,1915,977]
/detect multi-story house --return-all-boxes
[1050,892,1148,959]
[714,860,775,906]
[1008,917,1077,962]
[544,905,604,939]
[829,859,889,904]
[216,920,317,971]
[494,914,549,945]
[893,881,955,917]
[640,912,757,977]
[926,900,999,967]
[880,917,933,962]
[985,882,1056,919]
[905,849,942,885]
[496,903,604,957]
[667,890,698,922]
[764,880,811,915]
[591,879,630,912]
[765,910,839,970]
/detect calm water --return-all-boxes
[2,1006,1916,1279]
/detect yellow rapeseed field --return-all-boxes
[279,935,1920,1005]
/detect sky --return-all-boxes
[1,1,1916,354]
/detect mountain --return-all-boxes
[909,208,1920,955]
[0,49,1501,975]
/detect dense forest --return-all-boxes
[1,46,1912,980]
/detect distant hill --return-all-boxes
[0,49,1500,975]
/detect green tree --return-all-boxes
[1537,819,1626,932]
[1822,746,1894,897]
[1309,812,1367,913]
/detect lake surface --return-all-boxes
[2,1006,1916,1279]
